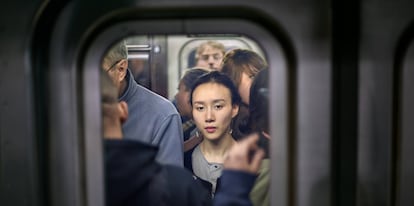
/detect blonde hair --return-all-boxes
[195,40,226,60]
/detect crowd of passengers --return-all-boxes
[102,40,270,206]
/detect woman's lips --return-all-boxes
[205,127,217,133]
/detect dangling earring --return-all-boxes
[229,119,234,135]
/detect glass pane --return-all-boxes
[101,34,271,206]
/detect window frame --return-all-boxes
[82,18,291,206]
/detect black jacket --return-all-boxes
[105,139,211,206]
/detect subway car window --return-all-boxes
[82,19,289,206]
[121,35,267,99]
[98,34,284,206]
[100,34,270,179]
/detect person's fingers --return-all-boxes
[243,133,260,145]
[227,133,259,156]
[237,133,260,153]
[224,133,265,172]
[250,148,265,173]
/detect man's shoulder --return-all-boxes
[136,85,172,104]
[135,84,178,114]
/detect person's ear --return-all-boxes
[118,101,128,124]
[231,104,239,118]
[117,59,128,82]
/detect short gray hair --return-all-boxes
[102,40,128,69]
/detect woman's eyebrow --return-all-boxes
[212,99,226,103]
[193,99,225,104]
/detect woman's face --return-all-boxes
[192,82,239,141]
[239,71,254,105]
[175,81,192,118]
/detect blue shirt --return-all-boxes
[119,69,184,166]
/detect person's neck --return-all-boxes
[119,79,127,97]
[103,121,123,140]
[200,133,235,163]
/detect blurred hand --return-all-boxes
[224,133,265,174]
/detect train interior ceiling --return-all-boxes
[1,0,414,206]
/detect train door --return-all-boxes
[4,1,329,206]
[44,4,296,206]
[358,1,414,205]
[2,0,414,206]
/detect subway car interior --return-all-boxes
[1,0,414,206]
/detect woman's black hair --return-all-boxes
[189,71,242,107]
[248,68,270,157]
[181,67,210,91]
[249,68,269,133]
